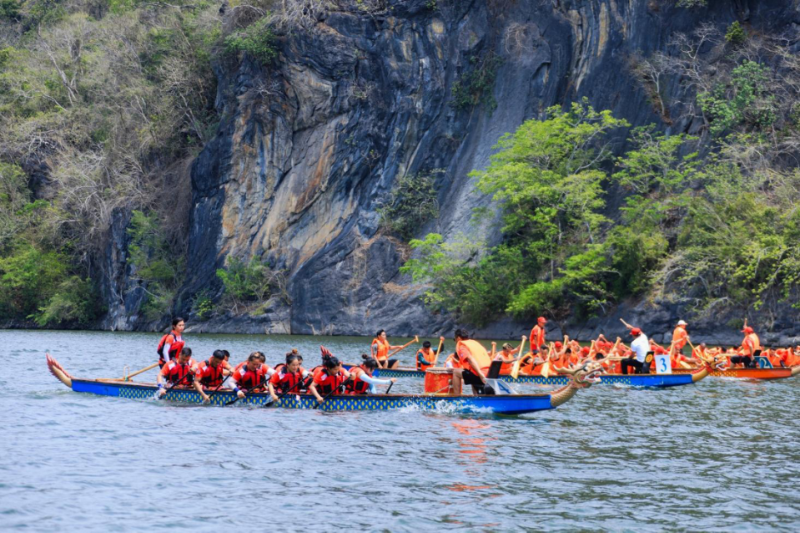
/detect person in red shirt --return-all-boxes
[193,350,232,402]
[268,351,311,401]
[156,317,186,368]
[157,347,196,396]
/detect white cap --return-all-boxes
[677,320,688,326]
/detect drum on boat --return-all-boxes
[424,368,453,394]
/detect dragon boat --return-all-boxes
[346,365,712,388]
[673,365,800,380]
[46,354,601,415]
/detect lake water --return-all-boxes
[3,330,800,531]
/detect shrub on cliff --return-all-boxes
[224,17,277,64]
[378,170,441,240]
[217,257,287,314]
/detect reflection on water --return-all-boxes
[2,330,800,531]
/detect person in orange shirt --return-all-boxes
[416,337,445,371]
[529,317,547,351]
[371,329,403,369]
[450,329,492,395]
[672,320,690,354]
[731,326,761,368]
[493,335,526,374]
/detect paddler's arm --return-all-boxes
[193,378,210,403]
[267,380,279,402]
[466,355,487,384]
[308,382,324,403]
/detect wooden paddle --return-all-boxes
[203,373,232,403]
[432,336,445,367]
[264,376,304,408]
[119,362,159,381]
[161,369,194,395]
[386,336,419,360]
[314,377,353,409]
[510,335,528,379]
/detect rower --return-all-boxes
[157,347,196,396]
[156,317,185,368]
[619,321,650,375]
[530,316,547,351]
[308,354,351,403]
[671,320,690,355]
[416,337,445,371]
[494,335,526,374]
[731,326,761,368]
[371,329,403,369]
[268,351,311,401]
[193,350,232,403]
[231,352,273,399]
[450,329,492,395]
[346,356,397,394]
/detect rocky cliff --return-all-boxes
[99,0,800,345]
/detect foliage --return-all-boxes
[725,21,746,46]
[676,0,706,7]
[35,276,100,326]
[224,17,277,64]
[698,61,775,137]
[127,210,185,320]
[217,257,286,313]
[378,170,441,239]
[192,289,215,320]
[451,51,502,111]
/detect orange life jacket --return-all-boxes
[672,326,688,350]
[233,364,268,391]
[455,339,492,374]
[161,359,196,385]
[345,366,371,395]
[314,369,346,395]
[742,333,761,356]
[530,325,545,349]
[195,360,225,388]
[157,332,184,365]
[372,338,390,361]
[416,349,436,371]
[270,368,303,395]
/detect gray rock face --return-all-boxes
[98,0,800,341]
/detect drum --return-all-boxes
[424,368,453,394]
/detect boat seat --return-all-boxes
[754,356,772,369]
[487,360,503,379]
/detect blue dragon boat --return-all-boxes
[46,355,601,415]
[345,365,710,388]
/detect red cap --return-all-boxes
[537,316,547,324]
[581,346,591,355]
[554,341,563,349]
[631,328,642,336]
[742,326,754,334]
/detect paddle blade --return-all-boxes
[511,358,522,379]
[541,362,551,378]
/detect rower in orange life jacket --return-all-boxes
[346,356,397,394]
[193,350,232,403]
[231,352,275,399]
[671,320,690,354]
[529,317,547,351]
[416,337,445,371]
[156,346,196,397]
[308,353,351,403]
[371,329,404,369]
[268,351,312,401]
[493,335,526,374]
[157,317,186,368]
[450,329,492,395]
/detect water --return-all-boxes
[3,330,800,531]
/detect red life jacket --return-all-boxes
[235,365,266,391]
[314,370,346,395]
[157,332,184,364]
[164,360,194,386]
[196,360,225,388]
[271,369,303,395]
[346,367,370,395]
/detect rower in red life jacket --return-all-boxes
[308,354,351,403]
[156,347,196,397]
[416,337,445,371]
[231,352,275,399]
[268,351,312,401]
[347,356,397,394]
[156,317,186,368]
[193,350,232,403]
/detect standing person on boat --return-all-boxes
[347,356,397,394]
[371,330,405,369]
[156,317,186,368]
[530,317,547,351]
[619,319,650,375]
[671,320,690,354]
[193,350,232,403]
[416,337,445,371]
[731,326,761,368]
[309,354,351,403]
[156,347,196,396]
[268,351,312,401]
[231,352,274,399]
[450,329,492,395]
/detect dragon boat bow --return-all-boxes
[47,354,600,415]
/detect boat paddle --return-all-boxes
[119,362,160,381]
[432,336,445,367]
[202,374,232,404]
[385,380,395,394]
[314,377,353,409]
[160,369,195,397]
[263,376,305,408]
[510,335,527,379]
[383,336,419,366]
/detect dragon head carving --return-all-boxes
[556,360,604,388]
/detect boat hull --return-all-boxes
[70,379,556,415]
[674,367,793,380]
[362,366,697,388]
